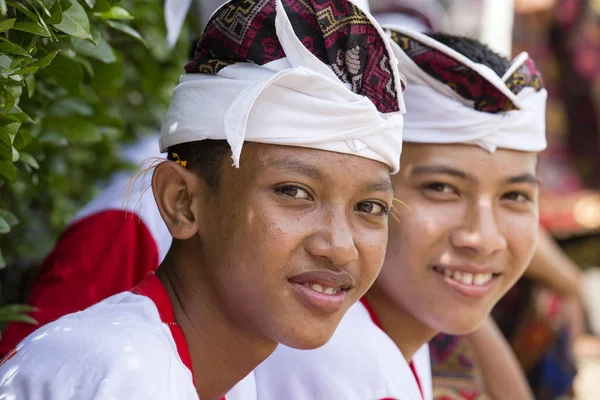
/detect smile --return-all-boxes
[432,265,500,298]
[288,270,353,314]
[433,266,495,287]
[300,283,344,295]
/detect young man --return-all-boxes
[0,1,406,398]
[253,27,547,400]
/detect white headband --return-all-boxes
[385,25,547,153]
[161,0,406,172]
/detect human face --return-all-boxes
[374,143,539,335]
[196,143,394,349]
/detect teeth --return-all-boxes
[311,284,324,293]
[474,273,492,286]
[303,283,341,295]
[438,268,494,287]
[461,272,473,285]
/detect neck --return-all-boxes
[158,243,277,400]
[364,285,437,362]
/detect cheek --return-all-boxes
[385,204,457,266]
[504,216,539,273]
[355,226,388,288]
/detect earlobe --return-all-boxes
[152,161,201,240]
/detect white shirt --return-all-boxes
[254,300,431,400]
[0,273,256,400]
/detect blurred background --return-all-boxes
[0,0,599,399]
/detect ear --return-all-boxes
[152,161,204,240]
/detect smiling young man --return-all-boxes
[253,27,547,400]
[0,1,406,399]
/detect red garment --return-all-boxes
[0,210,159,357]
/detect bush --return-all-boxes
[0,0,188,307]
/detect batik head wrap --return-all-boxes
[385,25,547,153]
[161,0,407,172]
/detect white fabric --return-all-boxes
[385,25,547,153]
[371,0,447,31]
[161,0,405,173]
[254,301,430,400]
[0,291,256,400]
[164,0,193,49]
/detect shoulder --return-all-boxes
[0,292,194,399]
[255,302,421,400]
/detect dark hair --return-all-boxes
[167,140,231,192]
[426,33,511,76]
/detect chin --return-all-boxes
[275,325,336,350]
[436,315,487,336]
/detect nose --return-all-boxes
[306,206,359,266]
[450,196,507,258]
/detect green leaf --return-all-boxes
[12,125,32,148]
[0,54,11,71]
[91,0,109,12]
[30,49,59,70]
[0,121,20,138]
[39,132,68,146]
[41,53,82,93]
[94,5,132,20]
[3,86,14,111]
[0,216,9,233]
[106,20,145,46]
[11,21,51,37]
[52,0,90,39]
[47,0,61,24]
[0,305,38,324]
[72,34,115,63]
[44,116,102,144]
[0,0,6,17]
[83,0,95,8]
[33,0,52,17]
[19,152,39,169]
[0,18,14,32]
[0,209,18,227]
[6,1,37,21]
[0,39,32,57]
[0,159,16,181]
[25,71,35,97]
[11,145,18,162]
[0,248,5,268]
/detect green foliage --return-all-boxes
[0,0,188,285]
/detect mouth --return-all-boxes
[288,270,353,314]
[432,265,500,298]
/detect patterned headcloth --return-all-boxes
[385,25,547,153]
[161,0,406,173]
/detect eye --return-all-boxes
[274,185,312,200]
[355,201,389,216]
[426,182,456,194]
[503,191,532,203]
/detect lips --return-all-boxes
[288,270,354,314]
[288,270,353,289]
[432,265,500,298]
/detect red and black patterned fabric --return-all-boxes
[185,0,402,114]
[389,30,543,114]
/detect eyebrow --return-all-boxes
[360,177,394,194]
[411,165,473,182]
[505,173,540,186]
[268,158,393,193]
[412,164,539,186]
[268,159,325,181]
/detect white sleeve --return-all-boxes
[0,316,196,400]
